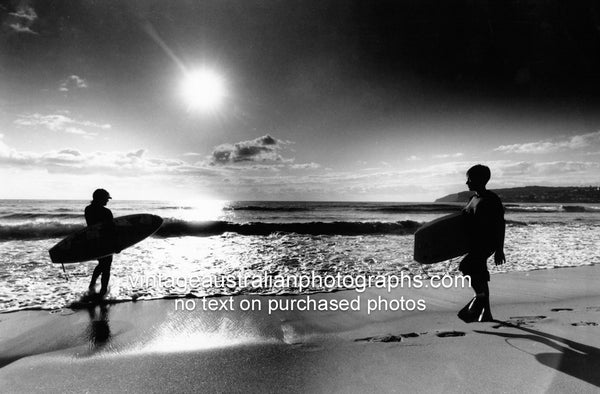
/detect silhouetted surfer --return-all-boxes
[458,165,505,322]
[85,188,114,296]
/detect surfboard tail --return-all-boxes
[49,248,61,264]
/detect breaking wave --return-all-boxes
[155,219,422,237]
[0,219,424,240]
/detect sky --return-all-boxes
[1,0,600,201]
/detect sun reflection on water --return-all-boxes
[168,199,231,222]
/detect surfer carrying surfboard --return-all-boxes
[85,188,115,296]
[457,165,505,323]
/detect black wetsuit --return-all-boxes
[456,189,505,322]
[85,202,114,293]
[85,203,113,227]
[459,190,505,284]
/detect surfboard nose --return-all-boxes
[152,215,164,228]
[139,214,163,227]
[144,214,164,234]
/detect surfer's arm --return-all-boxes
[84,206,93,226]
[476,198,505,264]
[493,211,505,266]
[105,209,121,253]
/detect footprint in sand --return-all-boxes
[551,308,573,312]
[400,332,420,338]
[436,331,465,338]
[355,332,420,343]
[493,315,546,328]
[571,321,598,327]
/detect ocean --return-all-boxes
[1,199,599,312]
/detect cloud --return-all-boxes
[406,155,420,161]
[210,134,292,165]
[8,23,37,34]
[495,131,600,154]
[0,135,10,157]
[6,4,38,34]
[2,130,599,201]
[249,159,600,200]
[433,153,463,159]
[126,149,145,159]
[0,133,321,183]
[9,7,37,21]
[59,75,88,92]
[14,113,111,138]
[497,160,600,177]
[0,140,226,178]
[289,162,321,170]
[210,160,475,199]
[56,149,81,156]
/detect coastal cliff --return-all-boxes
[435,186,600,203]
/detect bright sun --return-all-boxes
[181,68,226,112]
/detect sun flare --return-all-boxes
[181,69,226,112]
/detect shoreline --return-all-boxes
[2,265,600,392]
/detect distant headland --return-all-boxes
[435,186,600,203]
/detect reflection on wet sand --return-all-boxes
[86,304,111,350]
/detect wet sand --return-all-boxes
[1,266,600,393]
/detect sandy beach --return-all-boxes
[1,265,599,393]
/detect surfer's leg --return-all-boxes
[98,256,112,296]
[471,273,490,296]
[458,253,492,322]
[89,262,103,291]
[471,274,493,321]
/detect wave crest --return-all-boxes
[0,222,84,240]
[156,219,422,237]
[0,219,423,240]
